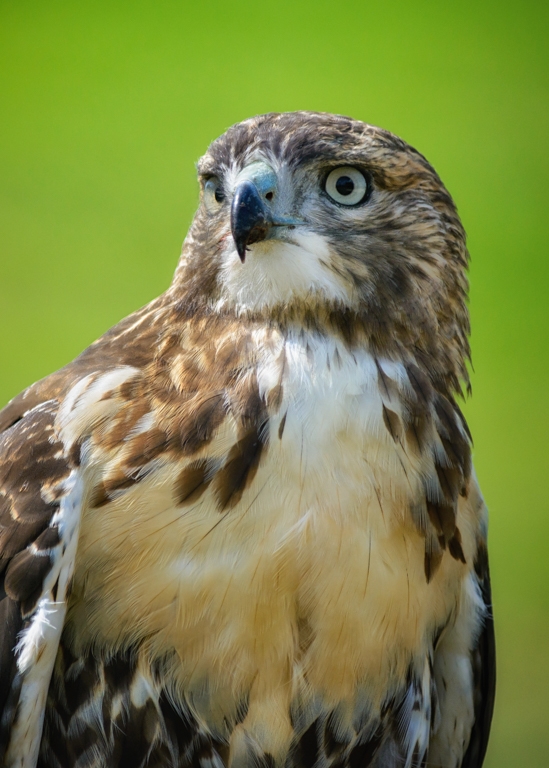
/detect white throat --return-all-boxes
[213,230,354,314]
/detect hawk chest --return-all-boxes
[70,334,450,723]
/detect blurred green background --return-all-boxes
[1,1,547,764]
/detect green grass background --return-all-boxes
[1,1,548,764]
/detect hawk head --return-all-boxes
[174,111,470,393]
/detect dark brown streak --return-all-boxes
[214,424,268,511]
[382,405,403,443]
[278,411,287,440]
[175,459,214,506]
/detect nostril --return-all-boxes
[265,191,274,201]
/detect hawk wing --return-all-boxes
[461,537,496,767]
[0,296,173,766]
[427,485,496,768]
[0,397,79,766]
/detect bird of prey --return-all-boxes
[0,112,495,768]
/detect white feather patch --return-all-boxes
[57,367,140,448]
[214,231,354,312]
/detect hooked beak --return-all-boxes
[230,180,271,263]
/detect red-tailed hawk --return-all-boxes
[0,112,495,768]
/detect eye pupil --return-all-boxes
[335,176,354,196]
[214,187,225,203]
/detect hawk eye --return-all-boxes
[204,176,225,208]
[325,166,370,206]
